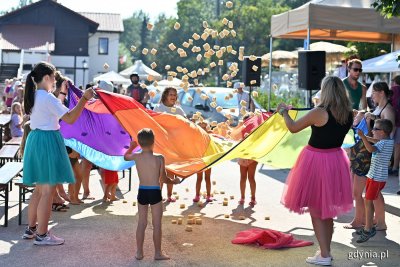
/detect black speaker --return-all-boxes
[298,51,326,90]
[242,57,261,87]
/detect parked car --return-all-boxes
[148,86,264,126]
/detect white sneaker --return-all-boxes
[306,252,332,266]
[33,232,64,246]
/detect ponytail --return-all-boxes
[24,72,36,114]
[23,61,56,114]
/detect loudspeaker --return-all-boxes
[242,57,261,86]
[298,51,326,90]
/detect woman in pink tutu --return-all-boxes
[278,76,353,266]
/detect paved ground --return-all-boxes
[1,160,399,267]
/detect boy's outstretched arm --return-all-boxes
[159,156,180,184]
[124,141,138,161]
[358,129,376,153]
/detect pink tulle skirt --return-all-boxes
[281,145,353,219]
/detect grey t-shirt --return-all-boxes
[153,103,186,117]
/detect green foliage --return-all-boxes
[346,42,391,60]
[118,43,133,72]
[372,0,400,18]
[255,91,306,110]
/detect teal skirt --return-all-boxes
[23,129,75,186]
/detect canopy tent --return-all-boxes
[119,60,162,81]
[93,71,130,85]
[271,0,400,43]
[362,50,400,73]
[155,77,183,87]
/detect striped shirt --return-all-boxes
[366,139,394,182]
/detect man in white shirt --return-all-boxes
[235,82,251,111]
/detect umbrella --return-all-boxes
[262,50,298,67]
[119,60,162,81]
[93,71,130,85]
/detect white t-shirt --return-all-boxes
[30,89,69,130]
[153,102,186,117]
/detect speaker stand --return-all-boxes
[248,86,253,111]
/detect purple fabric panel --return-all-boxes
[59,84,131,156]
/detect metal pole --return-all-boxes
[306,27,311,107]
[215,0,221,86]
[268,36,273,111]
[390,34,394,82]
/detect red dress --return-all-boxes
[104,170,119,184]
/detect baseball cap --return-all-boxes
[14,81,23,87]
[98,80,113,92]
[233,82,242,89]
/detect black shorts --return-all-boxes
[137,189,162,205]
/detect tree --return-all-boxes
[372,0,400,18]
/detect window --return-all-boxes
[98,38,109,55]
[180,90,195,107]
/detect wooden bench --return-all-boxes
[6,137,22,146]
[0,162,23,227]
[0,145,20,165]
[14,177,35,225]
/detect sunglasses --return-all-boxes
[351,68,363,72]
[372,127,382,131]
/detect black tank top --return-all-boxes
[308,109,353,149]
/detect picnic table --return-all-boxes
[0,114,11,149]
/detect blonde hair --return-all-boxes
[318,76,352,125]
[11,102,23,117]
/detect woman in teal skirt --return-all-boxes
[22,62,94,246]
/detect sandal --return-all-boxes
[238,198,245,205]
[249,199,257,206]
[206,196,213,202]
[193,195,200,202]
[52,203,68,212]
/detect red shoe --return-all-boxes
[167,197,176,202]
[193,195,200,202]
[206,196,213,202]
[238,198,245,205]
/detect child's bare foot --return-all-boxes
[154,252,170,260]
[135,251,144,260]
[69,200,81,205]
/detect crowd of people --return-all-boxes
[1,59,399,265]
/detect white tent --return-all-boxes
[271,0,400,43]
[362,50,400,73]
[155,78,182,87]
[93,71,130,85]
[119,60,162,81]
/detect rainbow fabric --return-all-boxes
[59,84,135,171]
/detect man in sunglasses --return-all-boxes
[343,59,367,110]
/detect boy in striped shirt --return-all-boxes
[357,119,394,243]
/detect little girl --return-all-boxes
[22,62,94,245]
[101,169,119,202]
[193,121,213,202]
[238,158,258,205]
[10,102,27,137]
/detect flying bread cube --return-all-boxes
[203,67,209,73]
[188,214,194,219]
[149,91,156,98]
[168,43,176,51]
[220,191,225,194]
[216,106,223,112]
[224,198,228,201]
[230,108,235,113]
[177,48,184,54]
[211,121,218,127]
[231,71,237,77]
[192,33,200,40]
[239,54,244,61]
[211,30,218,38]
[223,200,228,206]
[132,201,136,206]
[222,74,230,81]
[192,113,199,120]
[219,31,226,38]
[227,81,232,87]
[183,41,190,48]
[151,48,157,55]
[230,195,234,200]
[179,51,187,57]
[172,220,177,224]
[231,30,237,37]
[150,62,157,69]
[240,82,245,87]
[239,46,245,51]
[228,21,234,28]
[187,96,193,102]
[182,68,189,74]
[140,83,147,89]
[130,45,136,52]
[203,20,208,28]
[226,1,233,8]
[203,43,211,51]
[147,23,154,30]
[250,80,257,85]
[165,65,171,70]
[103,63,109,70]
[200,93,209,100]
[176,66,183,72]
[240,107,247,116]
[174,22,181,30]
[196,54,202,62]
[186,187,190,192]
[210,102,217,108]
[190,70,197,78]
[252,91,259,97]
[147,75,154,81]
[231,50,237,55]
[265,216,270,220]
[249,55,257,61]
[195,219,202,225]
[223,29,230,36]
[180,204,185,209]
[210,62,216,68]
[185,225,193,232]
[225,96,230,100]
[206,125,211,132]
[177,218,183,225]
[239,216,246,220]
[188,38,193,45]
[194,79,199,85]
[123,200,128,203]
[216,50,223,58]
[201,32,209,41]
[218,60,224,66]
[240,100,247,106]
[227,45,233,53]
[252,65,259,72]
[142,48,149,55]
[224,214,230,218]
[187,219,194,225]
[222,17,229,25]
[228,93,234,98]
[175,195,180,200]
[197,69,203,75]
[210,89,216,94]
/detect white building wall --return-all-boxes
[88,32,119,83]
[1,51,89,86]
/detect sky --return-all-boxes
[1,0,180,20]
